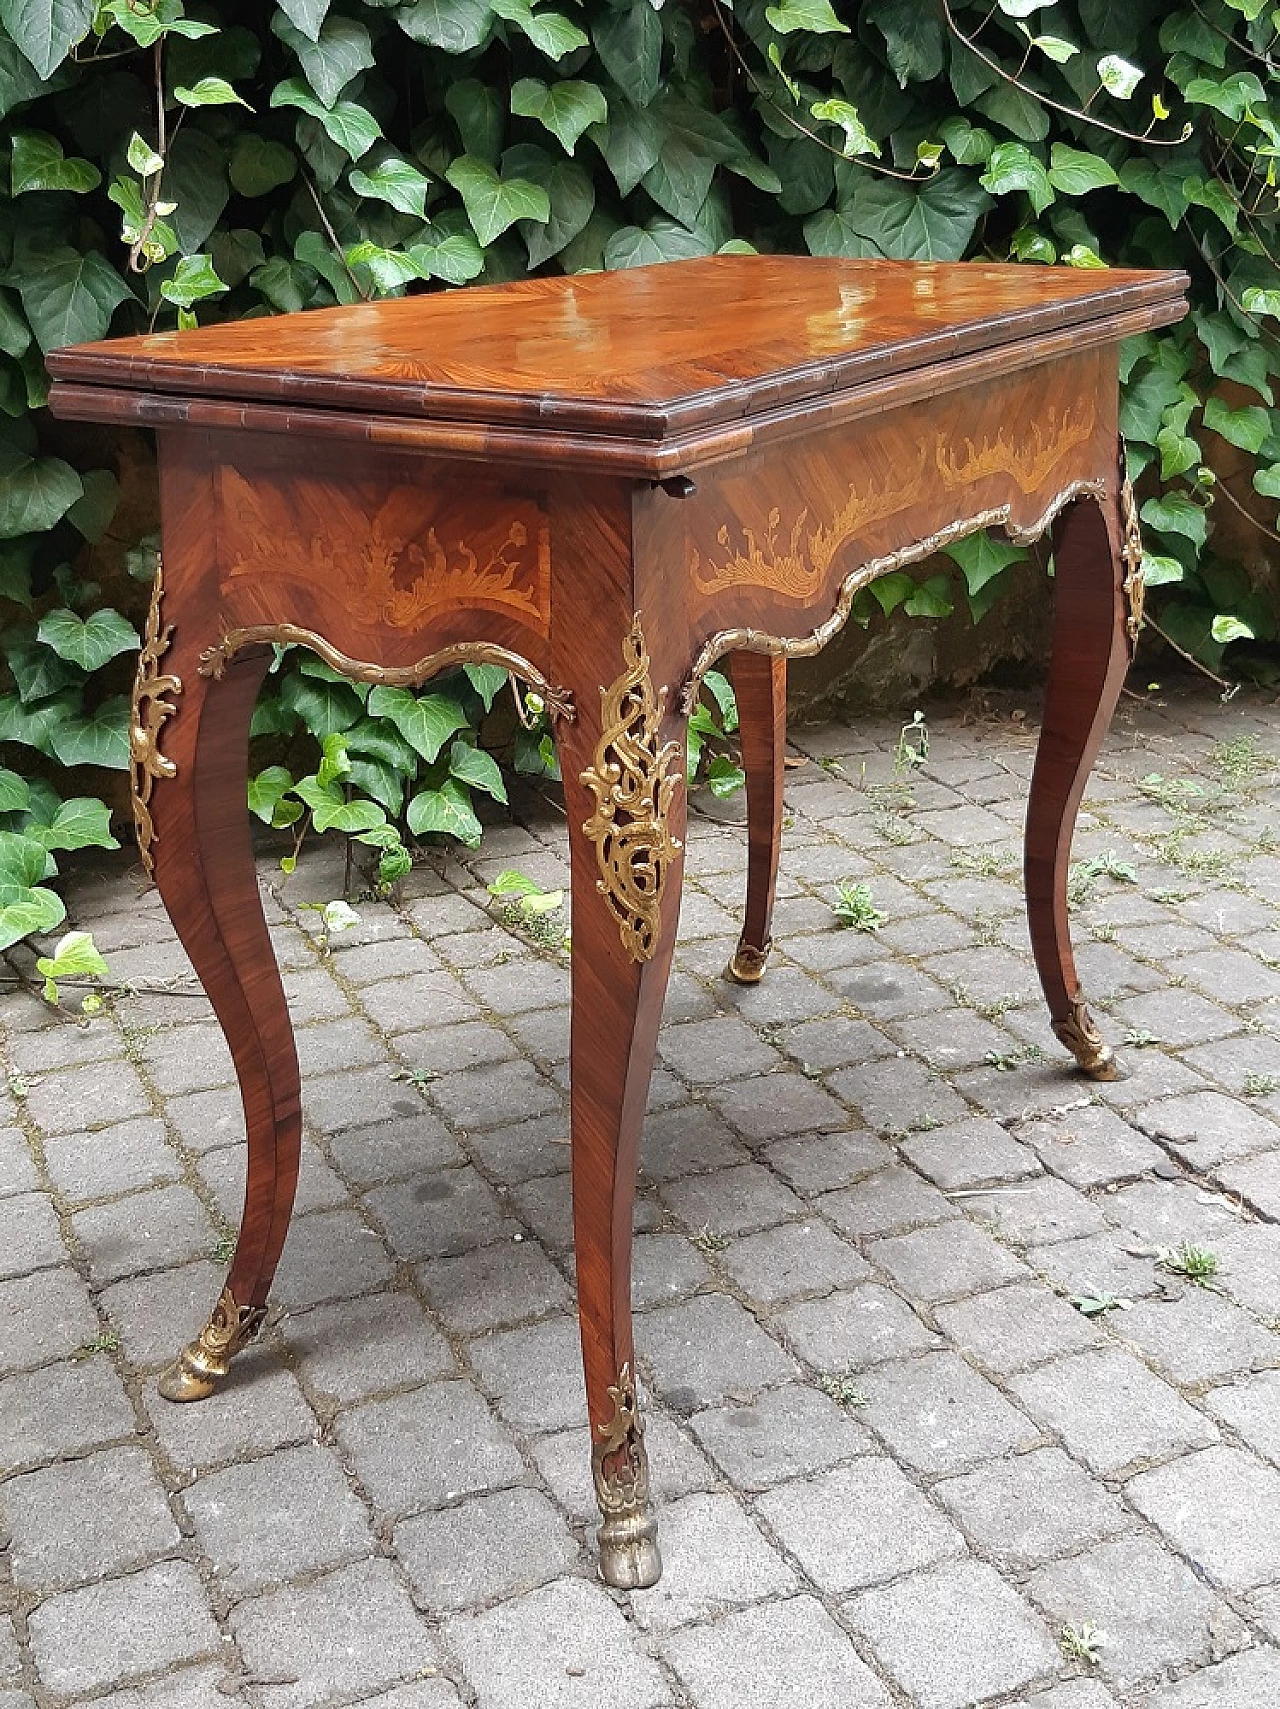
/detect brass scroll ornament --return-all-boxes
[157,1284,266,1402]
[130,560,182,878]
[197,625,574,725]
[1119,473,1145,643]
[592,1362,661,1589]
[581,617,683,964]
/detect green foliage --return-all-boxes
[1,0,1278,966]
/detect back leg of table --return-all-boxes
[726,651,786,984]
[1025,483,1132,1080]
[147,646,303,1400]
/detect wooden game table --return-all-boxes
[48,254,1188,1587]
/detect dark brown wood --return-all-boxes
[727,653,787,984]
[47,253,1189,1585]
[1025,485,1135,1081]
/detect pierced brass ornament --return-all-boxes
[197,623,574,723]
[581,617,683,964]
[592,1362,661,1589]
[726,938,773,985]
[1052,992,1121,1082]
[130,559,183,879]
[680,482,1106,711]
[1119,473,1145,643]
[158,1285,266,1403]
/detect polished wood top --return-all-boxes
[49,255,1187,441]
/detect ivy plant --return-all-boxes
[0,0,1277,960]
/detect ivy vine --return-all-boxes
[1,0,1277,958]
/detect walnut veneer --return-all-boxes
[48,253,1189,1589]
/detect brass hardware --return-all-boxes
[726,938,772,985]
[592,1362,662,1589]
[130,559,183,879]
[1052,992,1121,1082]
[1119,471,1145,643]
[680,481,1106,712]
[157,1285,266,1403]
[581,616,684,963]
[197,625,574,723]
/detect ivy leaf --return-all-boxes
[35,929,110,998]
[1156,425,1201,479]
[706,755,746,799]
[0,830,50,888]
[1211,613,1254,644]
[349,156,433,218]
[398,0,494,53]
[174,77,252,110]
[1203,395,1271,454]
[492,0,586,62]
[407,777,483,846]
[1141,492,1209,549]
[591,2,661,106]
[445,154,550,244]
[981,141,1054,215]
[272,14,375,110]
[942,532,1027,597]
[345,242,421,293]
[1047,143,1119,195]
[995,0,1055,13]
[592,106,663,197]
[604,218,710,268]
[1253,464,1280,500]
[159,254,229,309]
[1242,287,1280,320]
[511,77,607,157]
[0,769,30,813]
[863,0,947,85]
[448,738,508,803]
[249,766,301,827]
[280,671,362,736]
[275,0,330,41]
[366,685,469,764]
[229,134,296,197]
[1181,71,1265,120]
[405,225,486,284]
[1096,53,1143,99]
[513,153,594,266]
[463,663,509,709]
[810,100,881,160]
[0,0,93,78]
[1141,552,1185,586]
[0,884,66,951]
[36,607,138,671]
[10,128,100,193]
[765,0,849,34]
[0,442,82,536]
[829,167,993,261]
[15,246,133,351]
[49,695,131,771]
[98,0,214,46]
[1119,158,1188,225]
[271,78,381,159]
[23,796,118,852]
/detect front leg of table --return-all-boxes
[726,652,787,985]
[132,502,300,1399]
[560,609,686,1588]
[1025,467,1138,1080]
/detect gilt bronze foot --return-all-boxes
[157,1285,266,1402]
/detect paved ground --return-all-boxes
[2,681,1280,1709]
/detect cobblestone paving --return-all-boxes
[2,684,1279,1709]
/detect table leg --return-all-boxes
[726,652,786,985]
[1025,473,1137,1080]
[561,616,686,1588]
[134,584,302,1401]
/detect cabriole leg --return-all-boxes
[562,615,686,1588]
[726,651,786,985]
[135,571,301,1401]
[1025,465,1141,1080]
